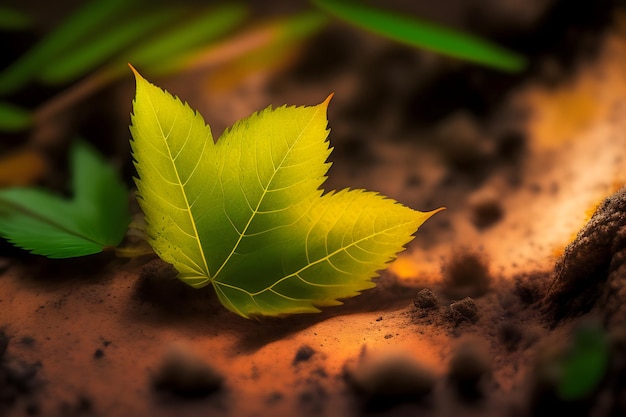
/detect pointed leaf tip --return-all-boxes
[128,63,143,82]
[323,93,334,106]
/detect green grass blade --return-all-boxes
[0,101,32,132]
[38,8,185,85]
[277,10,328,40]
[312,0,526,72]
[0,0,130,95]
[0,6,33,30]
[120,4,248,76]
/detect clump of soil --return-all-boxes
[447,340,492,401]
[152,344,224,399]
[447,297,479,325]
[441,250,492,299]
[545,186,626,327]
[413,288,439,310]
[292,345,316,366]
[344,349,436,411]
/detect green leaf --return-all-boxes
[114,4,248,77]
[129,68,441,318]
[0,141,130,258]
[0,101,32,132]
[0,7,33,31]
[312,0,526,72]
[0,0,130,95]
[38,7,185,85]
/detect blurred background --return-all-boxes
[0,0,622,244]
[3,2,626,416]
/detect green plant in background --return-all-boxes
[0,6,32,31]
[0,0,526,133]
[129,67,442,318]
[557,322,609,400]
[312,0,526,72]
[0,0,250,132]
[0,141,129,258]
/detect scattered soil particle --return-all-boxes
[469,193,504,229]
[152,345,223,399]
[448,297,479,325]
[19,337,35,347]
[265,391,283,405]
[344,352,435,411]
[545,186,626,327]
[498,321,524,352]
[413,288,438,310]
[442,250,491,299]
[292,345,316,366]
[298,381,327,414]
[436,112,495,178]
[447,341,492,401]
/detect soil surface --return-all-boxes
[3,1,626,416]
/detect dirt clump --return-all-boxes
[441,250,491,299]
[545,186,626,327]
[292,345,316,366]
[152,344,224,399]
[413,288,439,310]
[447,297,479,325]
[447,340,492,401]
[344,349,436,411]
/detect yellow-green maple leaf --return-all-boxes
[129,67,441,318]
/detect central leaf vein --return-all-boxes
[212,108,322,281]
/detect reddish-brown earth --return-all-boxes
[3,2,626,416]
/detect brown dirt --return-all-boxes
[3,2,626,416]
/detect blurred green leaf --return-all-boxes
[312,0,526,72]
[0,6,33,30]
[38,8,185,85]
[0,141,130,258]
[119,4,248,76]
[0,0,130,95]
[277,10,328,40]
[0,101,32,132]
[557,324,609,400]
